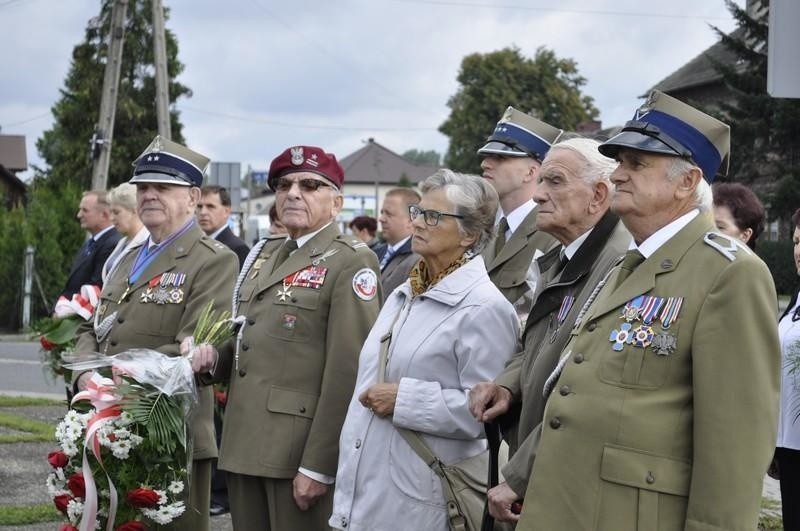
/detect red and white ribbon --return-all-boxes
[55,284,101,320]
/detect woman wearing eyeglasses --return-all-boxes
[330,169,519,531]
[775,208,800,530]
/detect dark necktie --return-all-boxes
[379,245,397,271]
[615,249,645,287]
[494,217,509,257]
[84,238,97,256]
[271,239,298,273]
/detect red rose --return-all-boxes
[47,450,69,469]
[67,473,85,499]
[53,493,72,514]
[59,524,79,531]
[213,387,227,406]
[126,488,160,508]
[40,336,57,350]
[116,522,146,531]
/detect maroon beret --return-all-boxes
[268,146,344,191]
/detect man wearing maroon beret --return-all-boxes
[210,145,383,530]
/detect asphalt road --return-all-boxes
[0,339,65,400]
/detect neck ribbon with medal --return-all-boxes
[117,220,195,305]
[550,294,576,343]
[609,295,682,355]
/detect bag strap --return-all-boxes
[378,305,469,531]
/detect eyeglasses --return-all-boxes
[274,177,333,193]
[408,204,464,226]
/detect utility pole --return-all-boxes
[152,0,171,139]
[90,0,128,191]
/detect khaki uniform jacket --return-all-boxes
[75,224,239,460]
[517,214,781,531]
[483,207,557,310]
[217,223,382,479]
[494,212,630,496]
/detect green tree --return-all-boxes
[439,46,598,173]
[0,206,26,330]
[402,149,441,166]
[36,0,191,190]
[710,0,800,222]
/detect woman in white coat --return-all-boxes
[330,170,519,531]
[101,183,148,282]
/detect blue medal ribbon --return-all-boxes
[128,220,195,286]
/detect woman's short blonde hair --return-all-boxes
[419,169,499,254]
[107,183,137,212]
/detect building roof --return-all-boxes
[339,138,440,185]
[0,135,27,172]
[650,29,743,94]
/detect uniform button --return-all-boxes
[559,385,570,396]
[587,322,596,332]
[646,472,655,484]
[549,417,562,429]
[355,438,362,449]
[242,344,249,351]
[117,317,125,324]
[238,369,247,377]
[256,294,264,301]
[110,340,118,347]
[574,353,584,364]
[247,318,255,326]
[291,297,298,302]
[299,406,306,413]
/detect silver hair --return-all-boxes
[547,137,617,184]
[419,169,499,254]
[666,158,712,212]
[107,183,138,211]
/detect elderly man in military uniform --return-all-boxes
[513,91,780,531]
[469,137,630,526]
[74,136,239,531]
[480,107,561,318]
[203,145,382,530]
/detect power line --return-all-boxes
[386,0,731,20]
[0,0,39,10]
[179,105,438,132]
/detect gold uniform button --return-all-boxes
[574,353,584,364]
[559,385,570,396]
[549,417,562,429]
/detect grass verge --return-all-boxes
[0,395,63,407]
[0,503,59,525]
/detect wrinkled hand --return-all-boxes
[767,457,780,480]
[487,482,522,523]
[358,383,399,417]
[469,382,512,422]
[292,472,329,511]
[179,336,218,374]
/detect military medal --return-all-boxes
[276,280,293,302]
[630,325,654,348]
[550,295,575,343]
[620,295,645,322]
[609,322,633,351]
[659,297,683,329]
[639,296,665,325]
[651,332,677,355]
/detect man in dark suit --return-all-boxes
[198,185,250,267]
[196,184,250,516]
[59,190,121,301]
[376,187,421,296]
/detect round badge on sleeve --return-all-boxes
[352,268,378,301]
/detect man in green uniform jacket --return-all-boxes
[210,145,382,531]
[479,107,561,318]
[74,136,239,531]
[516,91,780,531]
[470,137,630,525]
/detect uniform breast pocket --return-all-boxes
[599,321,680,389]
[265,287,322,343]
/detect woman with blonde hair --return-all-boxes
[102,183,148,282]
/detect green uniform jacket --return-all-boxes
[217,223,382,479]
[75,224,239,460]
[517,214,781,531]
[483,207,558,310]
[495,212,630,496]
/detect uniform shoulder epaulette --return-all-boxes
[334,235,369,252]
[198,236,228,253]
[703,231,753,261]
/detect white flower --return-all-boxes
[62,440,79,457]
[167,500,186,518]
[117,411,134,427]
[46,473,68,497]
[129,433,144,446]
[167,480,184,495]
[154,489,167,504]
[113,427,130,439]
[67,498,84,522]
[142,506,175,525]
[55,467,66,482]
[110,438,132,459]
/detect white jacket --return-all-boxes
[330,257,519,531]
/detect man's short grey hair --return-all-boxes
[666,157,712,212]
[107,183,137,212]
[419,169,499,254]
[547,137,617,184]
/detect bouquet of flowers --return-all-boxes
[47,301,234,530]
[35,284,101,382]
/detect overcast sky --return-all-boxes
[1,0,744,181]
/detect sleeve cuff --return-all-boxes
[298,467,336,485]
